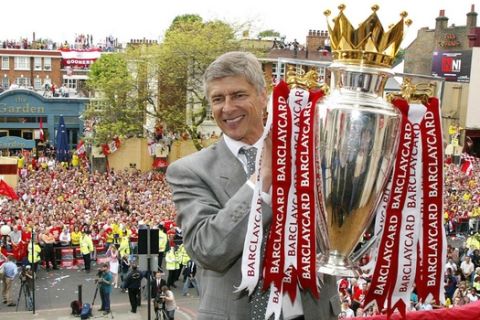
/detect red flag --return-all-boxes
[102,143,110,156]
[39,117,45,142]
[0,179,19,200]
[114,136,121,149]
[461,160,473,176]
[76,140,86,157]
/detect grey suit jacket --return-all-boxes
[166,138,340,320]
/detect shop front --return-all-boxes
[0,89,88,153]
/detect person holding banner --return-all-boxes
[166,51,339,320]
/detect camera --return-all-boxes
[155,293,166,302]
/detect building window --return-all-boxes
[14,57,30,70]
[34,77,42,90]
[44,57,52,71]
[1,77,8,89]
[22,130,33,140]
[63,78,77,89]
[16,77,31,87]
[272,63,285,79]
[34,57,42,70]
[1,56,9,70]
[317,66,326,82]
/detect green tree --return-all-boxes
[154,15,243,149]
[258,29,280,38]
[84,15,261,150]
[83,53,145,144]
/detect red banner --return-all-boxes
[264,80,292,291]
[296,90,323,298]
[365,100,412,311]
[417,97,445,303]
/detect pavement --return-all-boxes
[0,263,200,320]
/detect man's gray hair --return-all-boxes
[203,51,265,96]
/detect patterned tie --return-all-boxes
[241,147,257,176]
[241,146,273,318]
[250,232,271,320]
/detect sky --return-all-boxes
[3,0,479,48]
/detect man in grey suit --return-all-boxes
[166,51,340,320]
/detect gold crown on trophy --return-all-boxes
[324,4,412,68]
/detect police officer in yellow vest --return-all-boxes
[71,153,79,167]
[175,244,190,283]
[165,248,178,288]
[28,239,42,273]
[158,228,168,270]
[80,230,94,273]
[118,231,130,258]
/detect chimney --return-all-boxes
[436,9,449,30]
[467,4,477,28]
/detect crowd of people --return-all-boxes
[444,161,480,235]
[2,34,119,51]
[1,142,480,318]
[0,154,198,317]
[338,158,480,318]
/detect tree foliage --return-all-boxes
[153,15,243,148]
[83,15,260,149]
[258,29,281,38]
[84,53,144,144]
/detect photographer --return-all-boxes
[123,263,141,313]
[20,265,34,310]
[160,285,176,320]
[95,263,112,315]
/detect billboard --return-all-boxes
[431,50,472,83]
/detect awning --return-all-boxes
[0,136,35,149]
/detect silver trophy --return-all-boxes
[315,5,411,277]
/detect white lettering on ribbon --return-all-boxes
[235,96,274,295]
[390,103,426,315]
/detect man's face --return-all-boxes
[208,75,266,145]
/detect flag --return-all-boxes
[108,140,117,153]
[461,160,473,176]
[39,117,45,142]
[55,115,70,162]
[76,140,86,157]
[0,179,19,200]
[113,136,121,149]
[152,157,168,169]
[102,143,110,156]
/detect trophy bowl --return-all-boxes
[315,63,401,278]
[314,4,410,278]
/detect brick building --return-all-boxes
[404,5,480,156]
[0,48,62,91]
[405,5,478,75]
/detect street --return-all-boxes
[0,264,199,320]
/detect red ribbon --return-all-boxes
[296,90,323,298]
[365,99,412,311]
[264,80,292,291]
[417,97,444,303]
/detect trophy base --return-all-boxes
[317,252,360,278]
